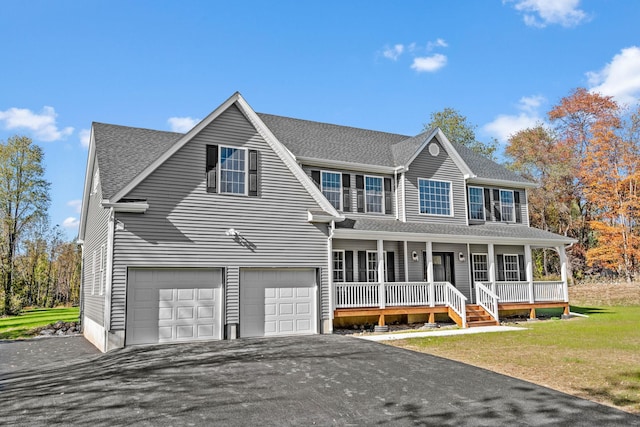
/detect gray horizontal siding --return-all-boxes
[82,163,109,326]
[332,239,401,283]
[110,104,329,330]
[226,267,239,324]
[404,138,467,225]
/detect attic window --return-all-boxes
[428,142,440,157]
[206,145,258,196]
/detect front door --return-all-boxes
[424,252,455,285]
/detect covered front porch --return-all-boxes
[329,230,572,329]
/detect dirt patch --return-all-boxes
[569,281,640,306]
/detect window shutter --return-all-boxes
[386,252,395,282]
[356,175,364,213]
[518,254,526,281]
[206,145,218,193]
[248,149,258,197]
[311,170,321,186]
[514,191,522,223]
[342,173,351,212]
[345,251,354,282]
[497,255,505,281]
[384,178,392,215]
[357,251,366,282]
[493,189,501,221]
[484,188,491,221]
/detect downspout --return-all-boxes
[394,168,399,220]
[103,208,115,348]
[327,220,335,332]
[78,241,84,330]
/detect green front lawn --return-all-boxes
[0,307,80,339]
[390,305,640,414]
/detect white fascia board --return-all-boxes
[109,92,244,203]
[308,210,345,223]
[234,94,341,218]
[404,128,475,178]
[332,228,576,246]
[101,201,149,213]
[298,157,403,174]
[78,127,96,241]
[467,176,538,189]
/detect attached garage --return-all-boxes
[240,268,317,338]
[126,268,223,345]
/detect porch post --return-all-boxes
[403,240,409,282]
[525,244,534,303]
[377,239,385,309]
[558,245,569,302]
[488,243,496,294]
[426,241,434,307]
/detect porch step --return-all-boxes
[465,304,499,327]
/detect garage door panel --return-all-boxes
[240,269,317,338]
[127,268,222,346]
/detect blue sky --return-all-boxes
[1,1,640,240]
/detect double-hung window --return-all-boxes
[365,176,383,213]
[468,186,485,220]
[503,254,520,281]
[219,147,247,195]
[366,251,389,282]
[419,179,452,216]
[332,250,345,282]
[472,253,489,283]
[321,171,342,210]
[500,190,515,222]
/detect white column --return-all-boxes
[558,245,569,302]
[525,244,534,303]
[377,239,385,309]
[426,241,434,307]
[488,243,496,294]
[403,240,409,282]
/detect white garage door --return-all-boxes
[240,268,317,338]
[126,268,223,345]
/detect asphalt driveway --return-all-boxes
[0,335,638,426]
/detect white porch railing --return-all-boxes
[334,281,459,310]
[385,282,430,306]
[475,282,499,322]
[444,285,467,328]
[334,282,379,308]
[494,281,529,303]
[493,281,566,303]
[533,281,565,302]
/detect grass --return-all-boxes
[0,307,79,340]
[388,282,640,414]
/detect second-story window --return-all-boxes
[219,146,246,195]
[500,189,515,222]
[419,179,452,216]
[365,176,383,213]
[321,171,342,210]
[468,186,485,220]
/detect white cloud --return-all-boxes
[483,95,546,142]
[168,116,199,133]
[67,199,82,214]
[427,38,448,50]
[587,46,640,106]
[411,54,447,73]
[79,129,91,148]
[507,0,588,28]
[0,106,73,142]
[62,217,79,229]
[382,44,405,61]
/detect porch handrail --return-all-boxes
[475,282,499,323]
[385,282,431,306]
[533,281,564,302]
[495,281,566,303]
[444,282,467,328]
[334,282,379,308]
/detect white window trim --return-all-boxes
[91,250,98,295]
[332,250,345,283]
[364,175,384,214]
[218,145,248,196]
[321,170,343,211]
[468,186,485,221]
[503,254,520,281]
[366,250,388,282]
[418,178,454,217]
[499,189,516,223]
[471,253,489,283]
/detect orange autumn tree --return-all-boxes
[549,88,640,281]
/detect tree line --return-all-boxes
[0,136,80,315]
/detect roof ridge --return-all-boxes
[92,121,185,136]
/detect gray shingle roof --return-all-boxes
[450,140,531,184]
[93,122,182,199]
[336,217,575,244]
